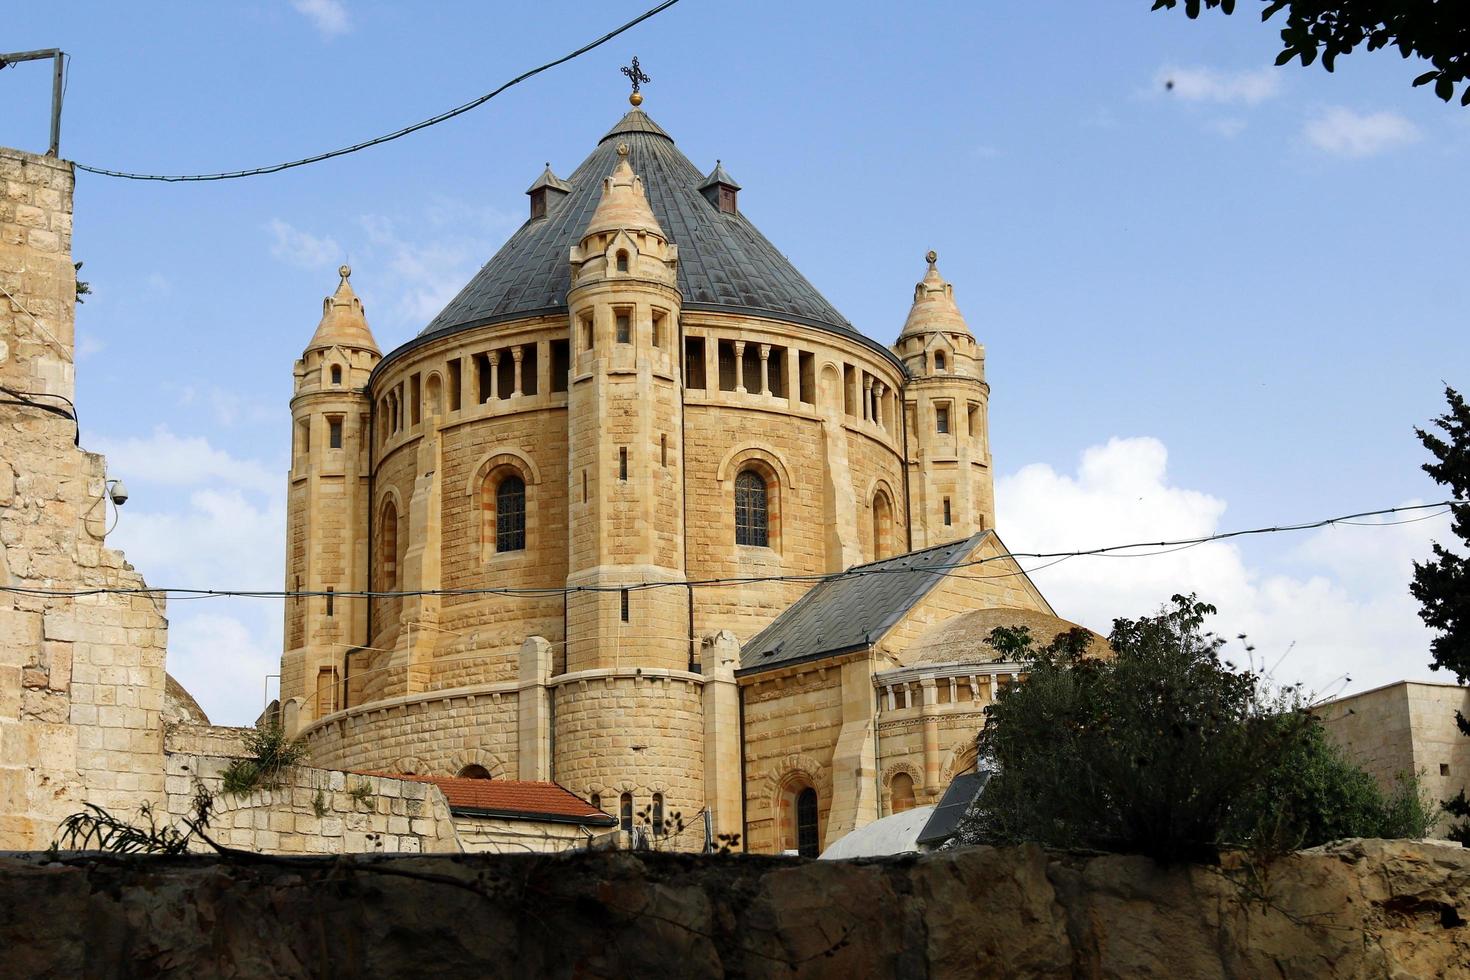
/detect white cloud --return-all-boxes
[96,430,286,725]
[91,426,281,495]
[997,437,1448,701]
[266,218,341,270]
[359,214,488,325]
[290,0,350,38]
[75,331,105,359]
[1157,66,1281,105]
[1207,117,1248,139]
[1304,107,1421,157]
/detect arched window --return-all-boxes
[872,490,894,561]
[890,772,916,814]
[330,364,342,385]
[615,250,629,272]
[590,793,602,812]
[651,792,664,834]
[934,350,946,373]
[380,500,398,589]
[795,787,819,858]
[734,469,769,547]
[457,764,491,780]
[495,475,526,553]
[619,792,633,834]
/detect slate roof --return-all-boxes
[367,774,616,825]
[402,108,896,366]
[739,533,988,674]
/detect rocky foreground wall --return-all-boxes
[2,839,1466,978]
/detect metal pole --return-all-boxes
[49,51,62,156]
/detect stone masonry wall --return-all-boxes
[5,839,1467,978]
[164,754,461,855]
[0,146,170,849]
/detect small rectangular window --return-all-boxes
[967,402,980,439]
[551,339,571,392]
[447,358,462,411]
[583,470,588,503]
[296,418,310,456]
[326,586,334,617]
[661,433,668,467]
[843,364,857,416]
[328,417,343,449]
[685,336,707,389]
[936,405,950,434]
[717,340,738,391]
[620,588,630,622]
[798,351,815,404]
[619,447,628,481]
[581,313,595,351]
[943,497,952,526]
[652,309,667,349]
[474,353,492,404]
[410,374,422,425]
[616,312,631,344]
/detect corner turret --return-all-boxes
[894,253,993,546]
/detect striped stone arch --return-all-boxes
[939,735,980,787]
[395,754,431,777]
[464,446,542,496]
[880,759,922,791]
[447,749,505,780]
[764,752,831,811]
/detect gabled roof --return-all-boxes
[402,108,896,367]
[739,533,988,675]
[371,774,616,826]
[698,160,741,191]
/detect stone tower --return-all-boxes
[556,140,706,824]
[894,252,993,546]
[281,266,380,729]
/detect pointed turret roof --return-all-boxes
[306,265,379,355]
[525,163,572,195]
[581,143,665,240]
[698,160,741,191]
[410,107,892,364]
[897,251,974,345]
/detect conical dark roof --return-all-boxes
[414,109,882,355]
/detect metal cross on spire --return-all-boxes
[621,56,651,106]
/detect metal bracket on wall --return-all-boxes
[0,48,66,156]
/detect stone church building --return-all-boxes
[279,96,1085,855]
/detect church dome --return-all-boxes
[414,108,894,362]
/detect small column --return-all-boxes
[885,685,896,711]
[920,677,941,795]
[873,382,884,428]
[862,376,873,421]
[487,350,501,402]
[733,341,747,394]
[512,345,525,396]
[948,676,957,704]
[758,344,771,396]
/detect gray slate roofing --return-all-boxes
[412,109,889,360]
[739,532,988,674]
[916,770,990,847]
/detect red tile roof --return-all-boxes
[360,773,616,826]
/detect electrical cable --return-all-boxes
[72,0,682,182]
[0,499,1456,601]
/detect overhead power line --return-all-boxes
[0,500,1457,602]
[71,0,682,182]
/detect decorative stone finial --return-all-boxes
[339,264,352,281]
[617,143,630,159]
[621,56,650,107]
[926,250,938,269]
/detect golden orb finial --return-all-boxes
[630,91,643,107]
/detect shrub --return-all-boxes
[956,595,1434,862]
[220,724,308,797]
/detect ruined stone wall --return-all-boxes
[164,754,461,855]
[6,839,1466,978]
[0,146,169,849]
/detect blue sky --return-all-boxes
[6,1,1466,724]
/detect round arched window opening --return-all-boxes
[795,787,819,858]
[934,350,947,373]
[457,764,492,780]
[494,474,527,553]
[734,469,769,547]
[890,772,916,814]
[330,364,342,385]
[616,250,629,272]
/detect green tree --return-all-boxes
[1153,1,1470,106]
[956,595,1435,862]
[1412,385,1470,843]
